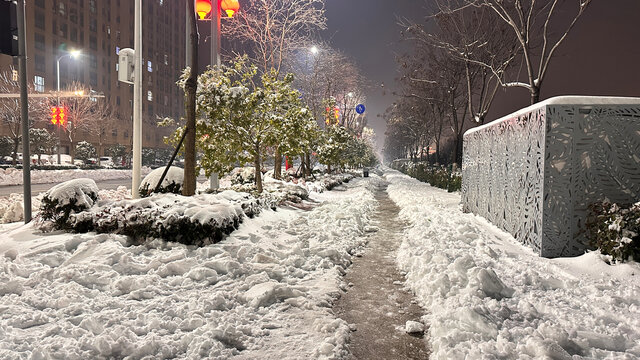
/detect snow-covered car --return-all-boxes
[99,156,114,168]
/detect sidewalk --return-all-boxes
[385,170,640,359]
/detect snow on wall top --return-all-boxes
[464,95,640,136]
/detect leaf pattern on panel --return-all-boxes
[464,104,640,258]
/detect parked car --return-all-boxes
[99,156,115,168]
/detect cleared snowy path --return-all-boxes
[334,181,430,359]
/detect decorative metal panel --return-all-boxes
[463,101,640,258]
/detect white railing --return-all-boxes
[462,96,640,257]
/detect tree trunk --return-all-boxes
[12,140,18,166]
[182,0,198,196]
[530,86,540,105]
[305,153,312,177]
[274,147,282,179]
[254,146,263,193]
[70,139,76,163]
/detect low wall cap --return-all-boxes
[465,95,640,136]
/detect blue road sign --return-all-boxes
[356,104,365,114]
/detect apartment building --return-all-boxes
[0,0,187,156]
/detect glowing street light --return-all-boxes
[221,0,239,18]
[56,49,81,164]
[310,45,319,55]
[196,0,212,20]
[195,0,240,190]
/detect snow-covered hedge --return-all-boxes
[67,191,264,245]
[586,201,640,262]
[392,161,461,192]
[139,166,183,197]
[40,178,100,229]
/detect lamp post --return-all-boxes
[56,49,80,164]
[195,0,239,191]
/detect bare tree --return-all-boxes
[439,0,593,104]
[405,4,518,124]
[223,0,326,76]
[55,82,110,163]
[0,67,46,165]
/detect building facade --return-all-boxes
[0,0,187,157]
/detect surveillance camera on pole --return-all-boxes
[117,48,135,84]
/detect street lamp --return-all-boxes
[196,0,240,190]
[56,49,81,164]
[310,45,319,55]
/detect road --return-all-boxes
[0,176,210,197]
[0,178,133,197]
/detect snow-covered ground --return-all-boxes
[0,167,152,187]
[386,170,640,359]
[0,177,378,359]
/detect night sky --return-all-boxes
[321,0,640,152]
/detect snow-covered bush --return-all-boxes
[230,166,256,185]
[68,191,264,245]
[393,161,462,192]
[40,178,100,229]
[139,166,183,197]
[75,141,97,164]
[586,201,640,262]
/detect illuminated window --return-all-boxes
[34,76,45,92]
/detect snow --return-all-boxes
[139,166,183,192]
[385,170,640,359]
[44,178,99,208]
[465,95,640,136]
[0,176,376,359]
[0,167,152,187]
[405,320,425,334]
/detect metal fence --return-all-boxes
[462,96,640,257]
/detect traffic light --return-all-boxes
[50,106,67,126]
[50,107,59,125]
[0,0,19,57]
[58,106,66,125]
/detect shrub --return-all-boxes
[393,161,461,192]
[585,201,640,262]
[67,192,263,245]
[40,178,100,229]
[139,166,183,197]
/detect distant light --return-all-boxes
[69,50,81,58]
[348,92,354,97]
[310,46,319,55]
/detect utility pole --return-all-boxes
[17,0,31,223]
[132,0,143,198]
[209,0,221,190]
[183,0,199,196]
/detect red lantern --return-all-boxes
[221,0,239,18]
[50,107,59,125]
[196,0,212,20]
[58,106,66,126]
